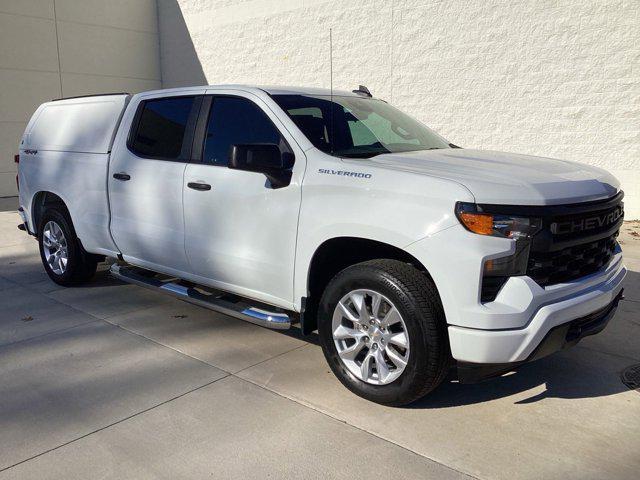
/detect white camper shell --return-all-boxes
[18,94,130,255]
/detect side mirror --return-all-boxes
[229,144,294,188]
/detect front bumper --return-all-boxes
[456,288,624,382]
[447,254,626,364]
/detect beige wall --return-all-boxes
[2,1,638,217]
[0,0,161,197]
[158,0,640,218]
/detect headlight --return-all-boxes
[455,202,542,302]
[455,202,541,239]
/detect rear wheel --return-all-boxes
[38,207,98,286]
[318,259,449,406]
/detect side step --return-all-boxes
[110,264,291,330]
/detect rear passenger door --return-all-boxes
[109,92,203,274]
[183,92,305,309]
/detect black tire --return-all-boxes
[38,207,98,286]
[318,259,450,406]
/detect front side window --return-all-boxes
[130,96,196,159]
[272,94,450,158]
[203,96,283,166]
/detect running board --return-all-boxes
[110,264,291,330]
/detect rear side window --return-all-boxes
[203,97,282,166]
[129,96,196,159]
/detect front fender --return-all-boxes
[293,155,474,310]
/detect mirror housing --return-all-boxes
[229,144,294,188]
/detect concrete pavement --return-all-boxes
[1,197,639,479]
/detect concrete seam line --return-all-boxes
[60,70,161,82]
[53,18,158,36]
[52,0,63,98]
[101,316,309,376]
[232,343,310,375]
[235,376,480,480]
[29,273,295,375]
[0,319,99,352]
[2,276,228,372]
[0,375,230,474]
[100,318,233,374]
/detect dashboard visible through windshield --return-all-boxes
[272,94,451,158]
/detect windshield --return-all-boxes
[272,94,450,158]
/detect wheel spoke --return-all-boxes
[360,353,374,381]
[380,307,402,328]
[388,331,408,349]
[337,301,359,325]
[349,292,370,323]
[47,254,56,268]
[333,324,360,341]
[339,339,366,361]
[385,345,408,369]
[373,349,390,382]
[43,230,53,247]
[50,223,58,240]
[371,292,382,319]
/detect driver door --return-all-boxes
[183,91,305,309]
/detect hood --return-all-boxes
[364,149,620,205]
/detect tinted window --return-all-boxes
[203,97,282,166]
[130,96,196,159]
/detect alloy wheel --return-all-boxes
[332,289,410,385]
[42,220,68,275]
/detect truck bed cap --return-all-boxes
[21,93,130,154]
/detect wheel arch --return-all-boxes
[301,236,437,334]
[31,191,70,236]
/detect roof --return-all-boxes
[134,84,368,98]
[256,85,362,97]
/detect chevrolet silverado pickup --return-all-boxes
[16,85,626,405]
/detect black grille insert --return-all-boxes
[527,233,618,286]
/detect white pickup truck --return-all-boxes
[16,85,625,405]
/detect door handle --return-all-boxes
[113,172,131,181]
[187,182,211,191]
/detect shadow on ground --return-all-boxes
[414,352,629,409]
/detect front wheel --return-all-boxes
[318,259,450,406]
[38,207,98,286]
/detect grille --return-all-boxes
[528,233,618,285]
[526,195,623,287]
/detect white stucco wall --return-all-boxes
[0,0,161,197]
[158,0,640,218]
